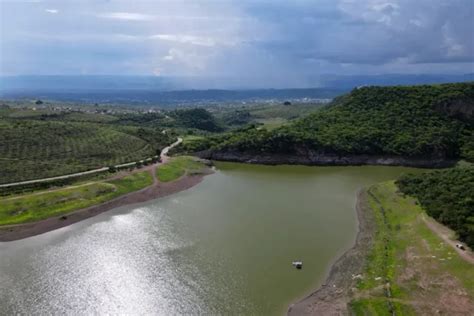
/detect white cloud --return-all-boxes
[98,12,154,21]
[163,53,174,61]
[150,34,214,47]
[442,22,465,57]
[45,9,58,14]
[150,34,240,47]
[158,48,207,71]
[371,2,399,12]
[339,0,400,26]
[409,19,423,27]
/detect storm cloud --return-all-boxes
[1,0,473,87]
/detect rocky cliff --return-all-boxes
[196,150,455,168]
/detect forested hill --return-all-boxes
[190,82,474,165]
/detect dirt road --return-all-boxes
[421,214,474,265]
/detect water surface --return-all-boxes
[0,163,421,315]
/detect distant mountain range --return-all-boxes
[318,73,474,89]
[1,74,472,105]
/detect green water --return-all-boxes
[0,163,422,315]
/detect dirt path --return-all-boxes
[160,137,182,163]
[2,182,99,201]
[0,167,110,188]
[421,214,474,265]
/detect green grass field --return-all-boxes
[247,103,324,120]
[0,171,153,225]
[214,103,325,129]
[182,135,206,145]
[350,182,474,315]
[255,118,288,130]
[156,156,206,182]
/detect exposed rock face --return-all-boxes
[196,150,455,168]
[434,99,474,122]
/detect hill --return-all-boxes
[0,119,173,184]
[189,82,474,166]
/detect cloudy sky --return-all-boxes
[1,0,473,86]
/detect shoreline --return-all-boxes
[0,171,212,242]
[287,189,375,315]
[196,151,455,168]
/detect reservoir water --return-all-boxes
[0,163,421,315]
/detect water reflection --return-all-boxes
[0,164,421,315]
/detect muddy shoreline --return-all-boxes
[0,173,210,242]
[287,189,375,315]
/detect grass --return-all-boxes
[157,156,206,182]
[350,181,474,315]
[0,171,153,225]
[213,103,326,129]
[457,159,474,168]
[255,118,288,130]
[58,112,118,123]
[247,103,324,120]
[350,298,415,316]
[182,135,206,145]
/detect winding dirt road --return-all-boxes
[160,137,182,163]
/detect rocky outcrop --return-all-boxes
[196,150,456,168]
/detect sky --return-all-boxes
[0,0,473,87]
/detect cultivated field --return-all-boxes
[0,119,168,184]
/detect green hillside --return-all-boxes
[0,106,229,184]
[0,120,172,184]
[188,83,474,161]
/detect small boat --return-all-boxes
[292,261,303,269]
